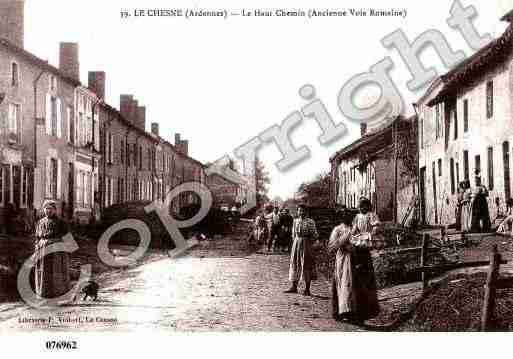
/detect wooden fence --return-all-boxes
[417,232,512,331]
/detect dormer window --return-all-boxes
[11,62,19,86]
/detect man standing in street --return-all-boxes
[267,206,281,252]
[284,204,319,296]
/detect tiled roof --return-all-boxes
[329,116,415,162]
[427,25,513,106]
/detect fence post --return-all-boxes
[481,245,501,331]
[421,233,429,290]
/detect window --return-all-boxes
[21,167,28,207]
[67,106,74,143]
[486,81,493,119]
[120,178,125,203]
[463,150,469,181]
[435,104,442,139]
[0,167,3,205]
[107,133,114,164]
[450,158,455,194]
[475,155,481,177]
[456,162,460,187]
[49,75,57,91]
[77,172,83,207]
[7,103,21,144]
[438,159,442,177]
[121,140,125,165]
[420,117,424,149]
[105,176,110,207]
[127,142,131,167]
[503,142,511,201]
[453,108,458,140]
[51,97,57,137]
[148,148,151,171]
[84,173,90,206]
[139,145,143,170]
[488,147,494,190]
[11,62,18,86]
[110,134,115,164]
[463,99,469,132]
[50,158,58,199]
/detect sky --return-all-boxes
[23,0,513,199]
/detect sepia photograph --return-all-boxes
[0,0,513,355]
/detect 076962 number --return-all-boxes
[45,341,78,350]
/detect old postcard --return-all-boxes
[1,0,513,355]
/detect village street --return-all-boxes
[0,232,363,332]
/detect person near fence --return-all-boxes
[455,181,467,231]
[328,210,357,322]
[348,197,381,322]
[268,207,281,252]
[254,212,267,245]
[497,198,513,235]
[461,179,472,232]
[470,172,491,233]
[284,204,319,296]
[34,199,70,299]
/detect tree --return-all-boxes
[255,157,270,208]
[296,172,331,208]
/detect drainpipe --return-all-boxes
[124,127,130,201]
[33,70,45,209]
[91,98,102,220]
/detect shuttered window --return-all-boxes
[463,150,469,181]
[486,81,493,119]
[450,158,455,194]
[488,147,494,190]
[463,99,469,132]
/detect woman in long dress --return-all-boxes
[470,175,491,232]
[328,210,356,322]
[461,180,472,232]
[455,182,466,231]
[284,204,319,296]
[34,200,70,299]
[349,197,380,322]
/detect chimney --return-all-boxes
[0,0,24,49]
[136,106,146,131]
[59,42,80,81]
[175,133,181,146]
[360,123,367,137]
[181,140,189,156]
[88,71,106,99]
[120,94,133,121]
[151,122,159,136]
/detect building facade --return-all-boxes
[330,119,417,223]
[0,0,208,230]
[417,15,513,226]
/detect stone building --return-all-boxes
[417,13,513,226]
[330,118,417,223]
[206,171,248,210]
[0,0,207,229]
[0,1,83,231]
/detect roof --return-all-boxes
[501,9,513,22]
[329,116,415,162]
[0,37,81,87]
[427,25,513,106]
[0,36,206,169]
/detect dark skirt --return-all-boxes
[34,240,70,299]
[350,247,379,321]
[471,195,491,232]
